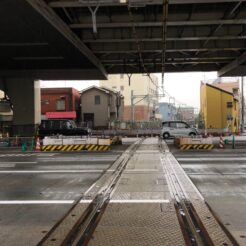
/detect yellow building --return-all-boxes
[200,83,239,133]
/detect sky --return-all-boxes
[41,71,218,109]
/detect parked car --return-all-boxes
[161,120,198,139]
[38,119,90,137]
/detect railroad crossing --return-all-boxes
[1,138,244,245]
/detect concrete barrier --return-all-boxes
[175,137,214,150]
[41,144,110,152]
[41,137,113,151]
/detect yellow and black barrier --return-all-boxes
[180,144,214,150]
[41,144,110,152]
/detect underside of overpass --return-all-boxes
[1,0,246,78]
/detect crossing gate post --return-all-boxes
[219,135,224,149]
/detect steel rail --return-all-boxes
[159,141,215,246]
[163,161,211,245]
[160,140,239,246]
[38,138,144,246]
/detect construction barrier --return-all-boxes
[41,144,110,152]
[36,137,41,151]
[175,137,214,150]
[219,135,224,149]
[180,144,214,150]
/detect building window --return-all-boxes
[233,88,239,95]
[120,86,124,91]
[41,99,49,105]
[95,95,101,105]
[227,101,233,108]
[56,99,65,111]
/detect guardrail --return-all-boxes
[0,136,36,151]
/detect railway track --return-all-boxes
[160,140,238,246]
[38,138,238,246]
[37,139,144,246]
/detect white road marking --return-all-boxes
[36,153,55,157]
[38,158,117,162]
[125,169,158,172]
[0,154,35,157]
[0,200,74,204]
[0,153,55,157]
[0,164,16,168]
[0,170,105,174]
[79,200,93,203]
[0,162,37,164]
[0,200,93,205]
[177,157,246,161]
[110,199,170,203]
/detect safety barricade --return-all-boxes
[180,144,214,150]
[175,137,214,150]
[41,144,110,152]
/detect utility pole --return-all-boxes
[242,77,244,132]
[131,90,134,124]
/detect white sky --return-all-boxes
[41,71,218,109]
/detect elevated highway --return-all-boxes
[1,0,246,78]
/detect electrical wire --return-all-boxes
[127,3,157,88]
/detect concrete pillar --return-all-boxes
[0,78,41,136]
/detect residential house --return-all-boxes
[80,86,124,129]
[200,83,239,133]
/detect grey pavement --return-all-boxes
[171,147,246,245]
[0,151,121,246]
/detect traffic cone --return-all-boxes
[219,135,224,149]
[36,137,41,151]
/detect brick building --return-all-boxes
[41,88,81,121]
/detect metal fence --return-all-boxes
[0,136,36,151]
[110,120,162,130]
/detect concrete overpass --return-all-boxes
[1,0,246,135]
[1,0,246,78]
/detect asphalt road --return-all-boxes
[0,151,121,246]
[1,139,246,245]
[170,146,246,245]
